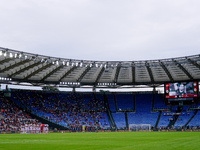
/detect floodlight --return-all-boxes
[80,62,83,67]
[9,53,13,58]
[56,61,59,65]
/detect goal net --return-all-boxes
[129,124,151,131]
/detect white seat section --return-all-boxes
[4,60,30,76]
[28,64,59,80]
[135,65,151,82]
[99,67,117,83]
[12,63,47,79]
[178,61,200,79]
[81,67,102,83]
[0,60,12,69]
[165,63,189,81]
[0,58,22,71]
[117,67,132,83]
[150,65,170,82]
[0,56,6,61]
[45,66,73,82]
[61,67,87,82]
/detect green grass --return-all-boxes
[0,132,199,150]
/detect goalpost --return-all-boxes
[129,124,151,131]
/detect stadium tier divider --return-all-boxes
[113,94,118,112]
[107,94,116,112]
[185,110,199,127]
[125,112,129,129]
[167,105,183,128]
[104,94,116,130]
[29,111,68,130]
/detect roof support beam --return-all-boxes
[77,66,91,82]
[24,63,53,80]
[146,62,154,83]
[10,61,42,78]
[40,65,64,82]
[0,58,11,66]
[114,63,121,83]
[160,61,174,82]
[132,62,135,84]
[58,66,77,82]
[173,60,193,80]
[187,58,200,69]
[0,59,30,73]
[94,67,105,86]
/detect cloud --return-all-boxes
[0,0,200,61]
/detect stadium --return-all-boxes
[1,1,200,150]
[0,47,200,149]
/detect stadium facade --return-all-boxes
[0,47,200,133]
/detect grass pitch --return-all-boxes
[0,131,199,150]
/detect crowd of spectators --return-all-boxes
[12,90,110,131]
[1,89,200,132]
[0,92,40,132]
[63,93,109,131]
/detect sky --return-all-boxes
[0,0,200,61]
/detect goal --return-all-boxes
[129,124,151,131]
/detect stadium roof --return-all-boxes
[0,47,200,89]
